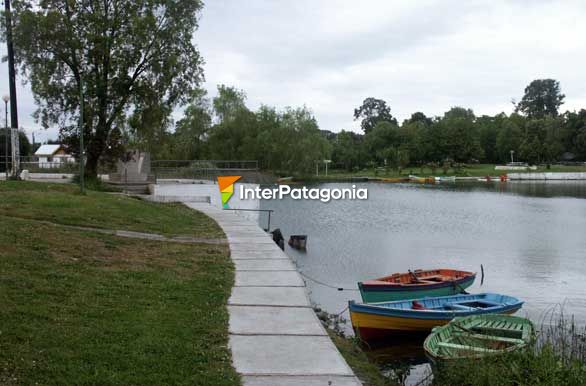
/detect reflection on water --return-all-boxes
[259,181,586,385]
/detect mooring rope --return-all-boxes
[298,271,359,291]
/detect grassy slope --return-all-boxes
[0,182,239,385]
[0,181,223,238]
[311,164,586,180]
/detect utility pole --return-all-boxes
[4,0,19,178]
[2,95,8,179]
[79,76,85,193]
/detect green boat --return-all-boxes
[423,314,535,361]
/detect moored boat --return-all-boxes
[349,293,524,341]
[409,175,435,184]
[379,177,409,183]
[434,176,456,182]
[358,269,476,303]
[423,314,535,361]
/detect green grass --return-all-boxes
[326,330,399,386]
[0,181,223,238]
[433,347,586,386]
[307,164,586,180]
[0,183,240,385]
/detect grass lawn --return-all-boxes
[309,163,586,180]
[0,181,240,385]
[327,331,399,386]
[0,181,223,238]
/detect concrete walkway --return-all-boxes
[184,202,362,386]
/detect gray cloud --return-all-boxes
[2,0,586,142]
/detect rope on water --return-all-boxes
[335,305,349,317]
[298,271,359,291]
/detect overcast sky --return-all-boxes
[2,0,586,143]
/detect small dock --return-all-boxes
[184,202,361,386]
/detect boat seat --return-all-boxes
[437,342,499,353]
[473,326,525,337]
[447,304,475,311]
[454,332,525,344]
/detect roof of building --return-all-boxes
[34,144,64,156]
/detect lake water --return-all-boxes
[259,181,586,384]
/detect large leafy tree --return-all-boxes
[213,85,248,124]
[9,0,204,177]
[439,107,483,162]
[354,97,397,134]
[331,130,366,170]
[173,89,212,159]
[516,79,565,119]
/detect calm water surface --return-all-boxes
[259,181,586,384]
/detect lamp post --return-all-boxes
[2,94,8,179]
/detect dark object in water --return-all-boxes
[288,235,307,250]
[270,228,285,250]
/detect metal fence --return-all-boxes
[151,160,260,182]
[1,156,116,176]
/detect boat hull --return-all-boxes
[359,275,475,303]
[351,307,520,340]
[349,293,523,341]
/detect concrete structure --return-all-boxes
[34,144,75,168]
[495,165,537,171]
[152,181,261,224]
[154,181,361,385]
[508,172,586,180]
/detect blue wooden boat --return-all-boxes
[349,293,523,341]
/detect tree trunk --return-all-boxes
[84,150,100,179]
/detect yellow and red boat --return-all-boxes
[349,293,523,341]
[358,268,476,303]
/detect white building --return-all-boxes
[34,144,75,169]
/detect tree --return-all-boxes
[354,97,397,134]
[404,112,432,126]
[516,79,565,119]
[213,85,248,124]
[439,107,483,162]
[364,121,400,164]
[331,130,366,170]
[495,115,523,163]
[0,129,31,172]
[173,89,212,159]
[9,0,205,177]
[561,110,586,160]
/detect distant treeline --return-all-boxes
[132,79,586,174]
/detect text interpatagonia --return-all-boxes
[240,184,368,203]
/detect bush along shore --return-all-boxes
[315,306,586,386]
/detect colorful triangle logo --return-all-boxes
[218,176,241,208]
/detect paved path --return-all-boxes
[185,203,362,386]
